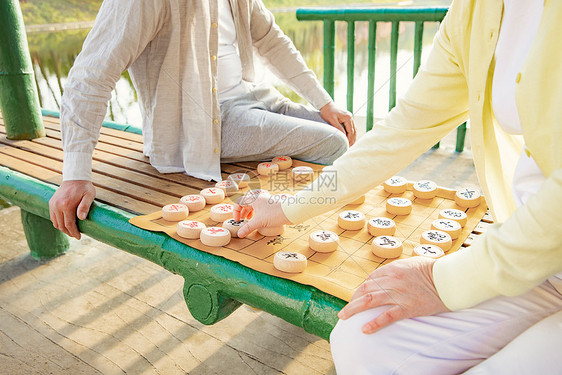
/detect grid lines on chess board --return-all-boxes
[130,167,488,302]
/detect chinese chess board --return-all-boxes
[130,161,491,302]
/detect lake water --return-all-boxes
[28,6,445,128]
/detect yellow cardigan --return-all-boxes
[282,0,562,310]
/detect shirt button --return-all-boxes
[515,72,522,83]
[213,118,219,125]
[211,55,217,61]
[212,87,218,93]
[212,22,218,28]
[214,148,220,154]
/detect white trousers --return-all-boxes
[220,85,349,166]
[330,281,562,374]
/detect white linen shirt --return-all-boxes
[61,0,332,182]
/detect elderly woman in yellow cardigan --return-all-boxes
[235,0,562,373]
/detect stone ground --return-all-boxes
[0,127,479,375]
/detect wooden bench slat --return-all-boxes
[1,126,239,191]
[47,126,144,153]
[1,124,151,164]
[0,143,182,209]
[0,136,203,197]
[0,133,193,191]
[37,132,230,188]
[230,161,261,170]
[1,117,268,206]
[39,123,144,153]
[8,117,265,178]
[36,118,258,179]
[46,127,151,163]
[42,117,144,144]
[0,152,160,214]
[220,164,255,174]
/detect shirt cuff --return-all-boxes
[63,151,93,181]
[433,245,498,311]
[309,92,333,111]
[302,85,332,111]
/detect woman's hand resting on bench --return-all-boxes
[49,181,96,240]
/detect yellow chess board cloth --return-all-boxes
[130,162,488,302]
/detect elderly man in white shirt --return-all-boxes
[49,0,355,239]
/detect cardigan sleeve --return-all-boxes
[434,168,562,310]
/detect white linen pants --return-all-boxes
[219,85,349,166]
[330,280,562,374]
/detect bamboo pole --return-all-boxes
[0,0,45,139]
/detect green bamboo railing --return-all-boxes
[296,7,468,152]
[0,0,44,140]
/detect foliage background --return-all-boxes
[20,0,396,25]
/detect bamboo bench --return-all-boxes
[0,112,344,340]
[0,110,492,341]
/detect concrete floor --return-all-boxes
[0,128,478,375]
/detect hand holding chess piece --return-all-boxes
[233,190,292,238]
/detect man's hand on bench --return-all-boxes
[49,180,96,240]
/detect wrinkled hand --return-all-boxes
[49,180,96,240]
[320,101,356,146]
[233,192,292,238]
[338,256,449,334]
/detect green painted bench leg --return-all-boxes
[456,122,467,152]
[20,209,69,259]
[183,281,242,325]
